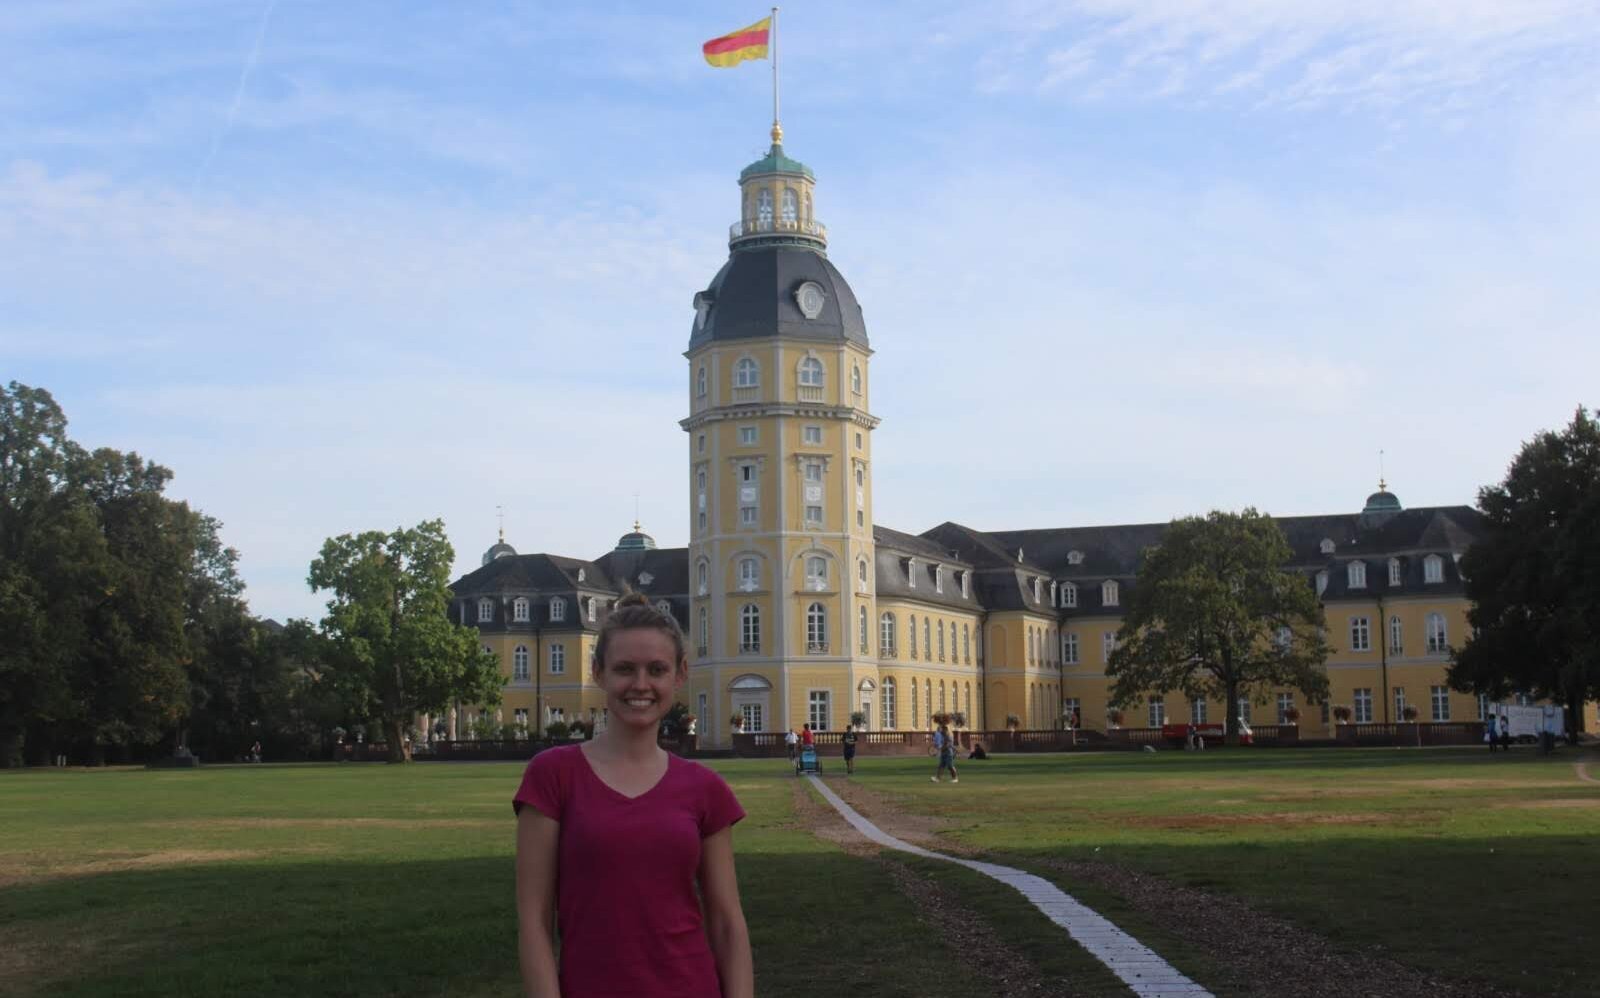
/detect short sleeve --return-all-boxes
[513,747,569,820]
[698,767,745,837]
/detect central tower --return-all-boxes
[681,128,880,747]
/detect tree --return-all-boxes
[307,520,501,762]
[1450,408,1600,737]
[1107,509,1330,744]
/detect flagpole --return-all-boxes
[771,6,780,142]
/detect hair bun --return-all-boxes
[614,592,653,610]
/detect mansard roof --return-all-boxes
[873,525,980,611]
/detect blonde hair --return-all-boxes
[592,591,686,671]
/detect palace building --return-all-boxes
[445,131,1582,748]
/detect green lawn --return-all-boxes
[2,748,1594,996]
[844,746,1600,995]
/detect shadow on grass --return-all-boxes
[992,833,1598,997]
[3,849,990,998]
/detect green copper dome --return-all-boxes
[740,144,814,181]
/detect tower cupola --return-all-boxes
[731,124,826,253]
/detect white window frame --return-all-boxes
[695,365,707,398]
[808,689,830,731]
[586,597,596,622]
[697,607,708,657]
[1102,631,1115,663]
[1426,612,1447,653]
[738,425,757,446]
[880,612,896,656]
[477,598,494,623]
[740,603,761,653]
[1431,685,1451,721]
[1101,580,1119,607]
[1389,615,1403,653]
[1316,571,1329,596]
[696,559,709,596]
[1190,698,1208,724]
[513,645,530,681]
[734,357,760,388]
[805,555,827,590]
[802,424,823,445]
[1277,693,1294,724]
[1063,632,1079,665]
[738,557,760,592]
[1423,555,1444,584]
[908,614,917,659]
[1147,695,1165,728]
[882,677,897,729]
[1348,561,1366,589]
[549,643,566,675]
[851,364,862,395]
[798,356,825,387]
[549,597,566,622]
[858,605,869,653]
[1354,687,1373,723]
[1388,558,1403,586]
[1350,616,1370,652]
[1062,582,1077,608]
[512,598,529,622]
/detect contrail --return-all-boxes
[196,0,279,183]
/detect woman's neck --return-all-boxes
[590,721,662,764]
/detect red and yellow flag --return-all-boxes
[702,17,770,68]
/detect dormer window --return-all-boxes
[935,566,944,594]
[1423,555,1444,584]
[655,600,671,616]
[907,558,917,588]
[512,597,529,622]
[550,597,566,622]
[1320,538,1335,555]
[1101,580,1119,607]
[960,571,970,598]
[477,598,494,623]
[1062,582,1078,608]
[587,597,597,622]
[1388,558,1402,586]
[1067,549,1084,566]
[1347,561,1366,589]
[577,568,586,583]
[1316,571,1329,596]
[1032,578,1042,603]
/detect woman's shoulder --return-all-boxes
[525,742,584,776]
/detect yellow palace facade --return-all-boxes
[444,131,1595,748]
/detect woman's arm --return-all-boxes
[515,808,562,998]
[699,826,754,998]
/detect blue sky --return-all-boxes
[4,0,1598,623]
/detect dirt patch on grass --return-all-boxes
[879,857,1074,996]
[817,777,980,856]
[789,780,876,856]
[1127,811,1388,830]
[0,848,263,887]
[1496,798,1600,809]
[1038,857,1524,998]
[1575,756,1600,785]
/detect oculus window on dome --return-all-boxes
[794,281,826,319]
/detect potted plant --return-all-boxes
[949,711,967,729]
[1400,704,1421,746]
[1332,704,1352,724]
[1106,708,1124,730]
[568,718,591,740]
[729,713,745,733]
[544,721,570,742]
[1284,706,1301,725]
[849,710,867,729]
[1004,713,1021,731]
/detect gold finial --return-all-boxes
[496,504,504,542]
[771,121,783,145]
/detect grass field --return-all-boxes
[2,747,1595,997]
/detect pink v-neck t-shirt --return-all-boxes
[514,745,745,997]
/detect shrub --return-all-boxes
[1402,705,1420,722]
[1284,706,1302,724]
[949,711,967,728]
[1107,708,1125,727]
[544,721,570,741]
[1332,704,1352,723]
[1004,713,1021,729]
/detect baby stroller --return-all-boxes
[795,744,822,776]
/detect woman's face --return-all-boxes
[593,628,686,731]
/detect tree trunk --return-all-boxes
[1224,677,1240,747]
[385,715,411,763]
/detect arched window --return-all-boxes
[586,597,597,622]
[1426,612,1447,653]
[923,618,931,659]
[962,624,970,663]
[882,677,897,729]
[697,607,709,656]
[880,612,896,656]
[696,558,709,596]
[806,602,827,652]
[964,682,972,721]
[806,556,827,589]
[513,645,529,681]
[925,680,932,723]
[512,597,529,622]
[938,680,946,714]
[781,187,797,224]
[1320,538,1336,555]
[851,364,862,394]
[740,604,761,653]
[908,614,918,659]
[738,557,760,591]
[857,558,868,587]
[798,356,825,387]
[696,366,707,397]
[549,597,566,622]
[1389,615,1403,653]
[756,189,773,227]
[936,623,945,661]
[735,357,759,388]
[858,606,869,653]
[911,679,920,728]
[949,622,958,661]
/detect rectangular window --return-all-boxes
[697,607,708,657]
[1350,616,1370,652]
[549,644,565,675]
[740,702,763,733]
[1277,693,1294,724]
[1431,685,1451,721]
[513,600,529,622]
[1477,693,1490,721]
[1394,686,1407,720]
[1102,632,1114,663]
[1190,699,1208,724]
[740,505,757,526]
[1424,557,1444,584]
[1063,633,1079,664]
[1237,698,1252,724]
[856,510,864,527]
[1390,615,1403,654]
[803,425,823,445]
[1147,696,1165,728]
[513,708,529,730]
[1064,698,1081,726]
[738,425,757,445]
[805,505,823,526]
[1426,614,1448,653]
[808,690,831,732]
[697,510,707,531]
[477,601,493,623]
[697,433,705,454]
[855,432,863,448]
[1389,559,1403,586]
[804,462,822,482]
[882,687,896,730]
[1354,688,1373,723]
[1348,561,1366,588]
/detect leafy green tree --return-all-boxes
[1451,408,1600,737]
[307,521,501,762]
[1107,509,1330,744]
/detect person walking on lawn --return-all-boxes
[931,723,959,784]
[842,723,859,775]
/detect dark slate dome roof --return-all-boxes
[688,247,868,350]
[1363,489,1402,514]
[615,529,657,552]
[481,541,517,566]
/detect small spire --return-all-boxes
[771,121,783,145]
[496,504,505,542]
[1378,449,1387,492]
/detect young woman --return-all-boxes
[514,594,754,997]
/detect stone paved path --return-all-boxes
[805,774,1214,998]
